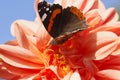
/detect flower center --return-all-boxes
[54,50,72,78]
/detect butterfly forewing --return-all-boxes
[38,1,62,38]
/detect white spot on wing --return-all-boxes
[50,10,52,13]
[42,13,47,21]
[38,9,41,12]
[46,8,49,11]
[44,7,46,9]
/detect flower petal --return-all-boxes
[0,44,44,69]
[14,23,33,49]
[85,9,103,27]
[0,63,20,79]
[36,21,51,51]
[95,69,120,80]
[13,23,48,64]
[94,31,119,60]
[98,0,106,11]
[70,70,81,80]
[54,0,62,5]
[81,0,98,13]
[34,0,51,50]
[54,0,106,13]
[11,20,38,48]
[0,61,39,79]
[95,54,120,70]
[11,20,38,37]
[99,8,119,25]
[33,69,59,80]
[5,40,18,46]
[61,0,86,9]
[91,22,120,36]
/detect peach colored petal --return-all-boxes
[112,45,120,55]
[59,0,85,8]
[54,0,72,8]
[34,0,51,49]
[95,69,120,80]
[0,45,44,69]
[11,20,38,36]
[19,74,36,80]
[62,71,73,80]
[82,0,98,13]
[99,8,119,25]
[13,23,38,51]
[13,23,50,66]
[11,19,50,49]
[49,66,74,80]
[11,20,38,45]
[70,70,81,80]
[96,31,118,48]
[107,20,120,26]
[34,17,51,50]
[14,23,32,49]
[85,9,103,27]
[60,31,119,68]
[34,0,44,25]
[87,0,106,13]
[0,55,42,69]
[107,55,120,69]
[34,0,41,18]
[85,9,101,22]
[107,22,120,36]
[95,54,120,70]
[5,40,18,46]
[79,31,118,59]
[0,63,20,79]
[94,31,119,60]
[0,61,39,79]
[90,22,120,35]
[54,0,106,12]
[97,0,106,11]
[33,69,59,80]
[78,67,95,80]
[95,40,118,60]
[54,0,62,5]
[28,42,50,67]
[89,15,102,28]
[54,0,99,12]
[36,21,51,50]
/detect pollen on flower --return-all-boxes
[54,53,72,78]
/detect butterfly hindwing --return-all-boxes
[60,6,87,35]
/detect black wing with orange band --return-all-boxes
[38,1,62,38]
[38,0,87,44]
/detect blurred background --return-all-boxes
[0,0,120,44]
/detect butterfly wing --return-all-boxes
[38,1,62,38]
[38,1,87,44]
[59,6,87,35]
[51,6,88,44]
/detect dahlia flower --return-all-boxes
[0,0,120,80]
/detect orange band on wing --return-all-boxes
[70,6,85,21]
[47,9,61,32]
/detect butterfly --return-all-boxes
[38,0,87,44]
